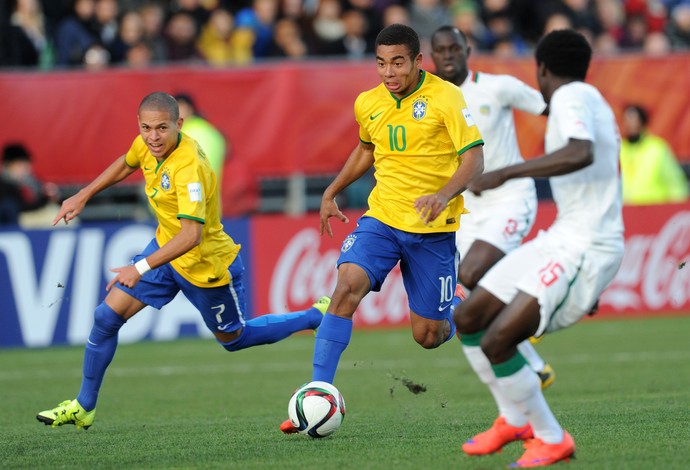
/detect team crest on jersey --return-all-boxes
[161,168,171,191]
[341,234,357,252]
[479,104,491,116]
[412,99,427,121]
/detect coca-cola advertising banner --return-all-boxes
[1,203,688,348]
[252,203,690,323]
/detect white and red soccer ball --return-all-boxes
[287,381,346,438]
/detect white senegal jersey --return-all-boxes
[545,82,624,249]
[460,71,546,200]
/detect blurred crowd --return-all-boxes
[1,0,690,70]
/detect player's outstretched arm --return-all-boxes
[469,138,592,195]
[53,155,136,225]
[106,218,202,291]
[320,141,375,237]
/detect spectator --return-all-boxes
[5,0,54,67]
[94,0,118,53]
[381,4,410,27]
[619,104,689,205]
[643,29,672,54]
[451,1,487,51]
[1,143,60,227]
[54,0,99,66]
[235,0,280,59]
[109,10,145,63]
[138,1,168,62]
[266,17,310,58]
[197,7,253,65]
[164,11,203,62]
[666,3,690,49]
[125,40,154,67]
[175,93,228,190]
[619,12,649,49]
[308,0,347,56]
[408,0,453,53]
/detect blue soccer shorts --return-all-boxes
[116,239,247,334]
[337,216,457,320]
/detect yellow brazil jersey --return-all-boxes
[125,132,240,287]
[356,71,483,233]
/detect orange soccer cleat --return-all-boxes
[462,416,534,455]
[280,418,299,434]
[509,431,576,468]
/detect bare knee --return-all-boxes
[215,327,242,349]
[458,264,483,291]
[479,326,516,363]
[411,323,447,349]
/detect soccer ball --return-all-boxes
[287,381,346,438]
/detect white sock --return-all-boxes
[518,340,545,372]
[462,344,528,427]
[496,364,563,443]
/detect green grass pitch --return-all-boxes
[1,315,689,469]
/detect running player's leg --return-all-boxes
[459,239,553,387]
[401,229,458,348]
[188,255,328,351]
[38,241,171,428]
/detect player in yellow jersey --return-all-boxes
[281,24,484,434]
[37,92,329,430]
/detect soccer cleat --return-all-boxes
[537,363,556,390]
[462,416,534,455]
[509,430,575,467]
[280,418,299,434]
[312,296,331,315]
[36,399,95,430]
[529,336,542,344]
[312,296,331,336]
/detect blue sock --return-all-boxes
[77,303,126,411]
[312,313,352,383]
[222,307,323,351]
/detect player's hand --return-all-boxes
[320,197,349,237]
[52,193,86,226]
[414,193,449,224]
[468,170,506,196]
[106,265,141,291]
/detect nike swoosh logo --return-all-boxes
[87,339,98,346]
[144,167,151,171]
[438,303,451,312]
[370,112,384,120]
[217,322,234,330]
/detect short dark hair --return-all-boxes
[624,104,649,126]
[535,29,591,81]
[375,24,420,59]
[2,143,31,164]
[431,25,468,47]
[139,92,179,121]
[174,92,196,112]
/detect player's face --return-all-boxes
[430,31,469,84]
[138,109,183,160]
[376,44,423,98]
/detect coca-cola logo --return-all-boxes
[270,227,410,326]
[602,211,690,311]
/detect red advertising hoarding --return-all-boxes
[251,203,690,327]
